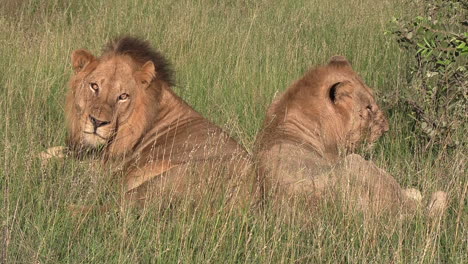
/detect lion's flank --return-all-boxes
[103,36,175,86]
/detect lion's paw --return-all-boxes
[39,146,67,164]
[402,188,423,203]
[39,146,67,159]
[427,191,448,218]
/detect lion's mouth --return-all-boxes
[83,131,108,140]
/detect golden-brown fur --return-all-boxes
[255,56,445,214]
[65,36,250,206]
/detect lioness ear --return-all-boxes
[329,55,351,67]
[71,49,96,73]
[329,81,353,104]
[136,61,156,85]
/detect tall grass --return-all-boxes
[1,0,466,263]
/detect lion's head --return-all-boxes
[65,37,174,156]
[323,56,389,151]
[257,56,389,158]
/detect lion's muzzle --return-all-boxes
[81,114,113,146]
[89,114,111,131]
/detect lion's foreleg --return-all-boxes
[335,154,422,213]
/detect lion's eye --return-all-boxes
[89,83,99,92]
[366,105,373,112]
[118,93,129,101]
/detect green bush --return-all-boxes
[388,0,467,150]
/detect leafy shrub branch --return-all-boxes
[388,0,467,150]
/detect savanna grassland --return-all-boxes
[1,0,466,263]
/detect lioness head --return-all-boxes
[65,37,174,155]
[258,56,389,157]
[325,56,389,151]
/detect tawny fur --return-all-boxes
[65,36,251,206]
[255,56,445,215]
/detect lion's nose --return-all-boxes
[89,115,110,129]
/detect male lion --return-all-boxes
[255,56,446,216]
[52,36,250,207]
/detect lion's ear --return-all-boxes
[329,81,353,104]
[328,56,351,67]
[71,49,96,73]
[136,61,156,85]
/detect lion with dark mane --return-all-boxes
[255,56,446,216]
[62,36,250,205]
